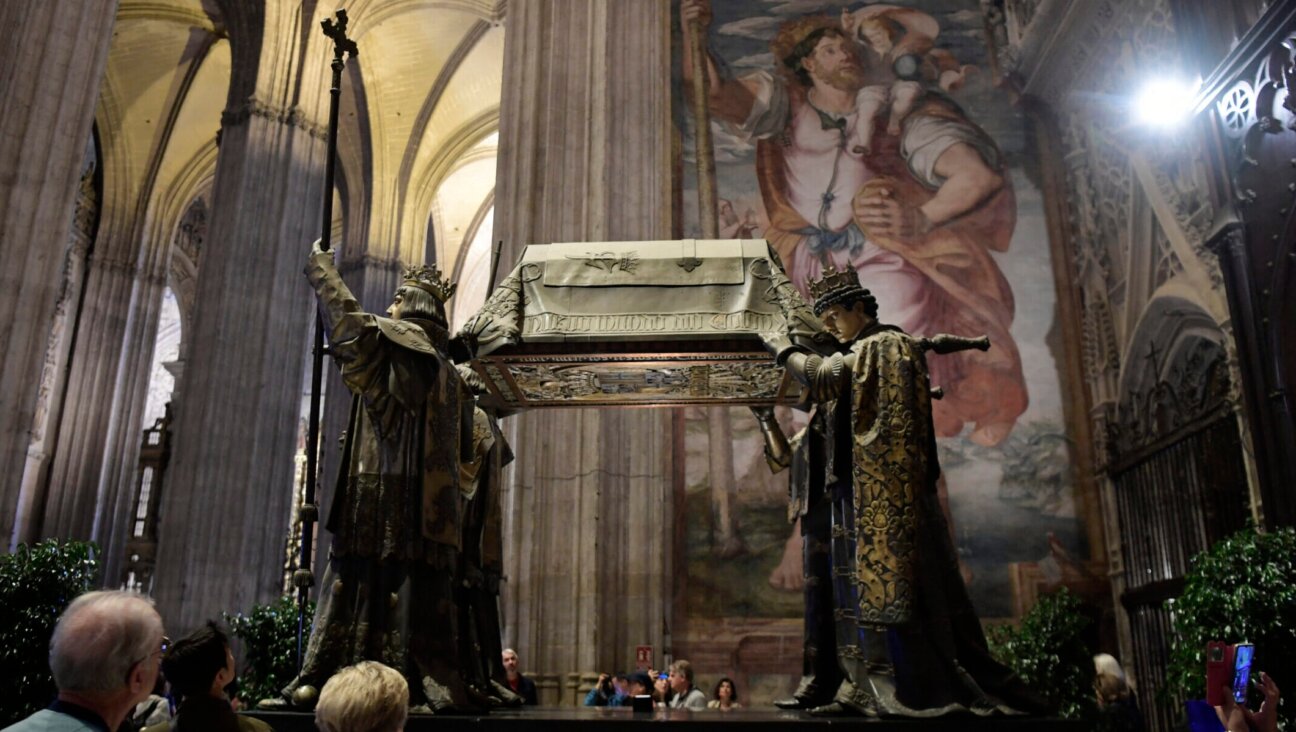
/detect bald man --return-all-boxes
[4,591,167,732]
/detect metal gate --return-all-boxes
[1111,410,1249,730]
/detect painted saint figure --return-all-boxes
[272,244,479,712]
[682,0,1025,447]
[755,264,1043,717]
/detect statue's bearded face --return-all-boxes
[820,302,869,343]
[804,35,865,93]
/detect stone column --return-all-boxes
[151,2,329,633]
[15,158,97,549]
[493,0,676,686]
[0,2,119,547]
[41,32,220,591]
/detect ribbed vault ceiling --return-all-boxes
[99,0,503,289]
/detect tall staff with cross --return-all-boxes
[295,8,357,669]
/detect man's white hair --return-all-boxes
[315,661,408,732]
[49,591,163,693]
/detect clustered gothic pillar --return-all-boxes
[41,35,222,591]
[0,2,119,547]
[152,1,330,632]
[492,0,676,701]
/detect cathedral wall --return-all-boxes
[669,0,1108,704]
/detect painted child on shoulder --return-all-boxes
[841,6,975,148]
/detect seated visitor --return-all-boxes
[130,676,172,729]
[583,673,628,707]
[1092,654,1144,732]
[501,649,538,705]
[626,672,653,699]
[315,662,408,732]
[145,621,269,732]
[5,591,166,732]
[707,677,740,710]
[652,673,673,707]
[666,660,707,710]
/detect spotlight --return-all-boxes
[1134,78,1200,128]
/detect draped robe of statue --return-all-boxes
[288,252,473,710]
[779,321,1042,716]
[455,396,516,701]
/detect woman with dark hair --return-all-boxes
[652,673,674,707]
[707,677,741,710]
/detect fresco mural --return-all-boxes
[675,0,1090,624]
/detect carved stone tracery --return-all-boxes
[1113,335,1231,454]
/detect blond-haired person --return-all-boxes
[315,662,408,732]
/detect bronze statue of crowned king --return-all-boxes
[753,264,1047,717]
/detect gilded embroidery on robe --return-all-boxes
[849,330,933,625]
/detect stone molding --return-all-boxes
[338,253,404,276]
[220,96,327,140]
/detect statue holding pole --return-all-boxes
[265,9,485,714]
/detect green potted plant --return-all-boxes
[988,586,1098,720]
[226,595,315,704]
[1166,527,1296,729]
[0,540,100,725]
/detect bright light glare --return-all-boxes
[1134,78,1200,127]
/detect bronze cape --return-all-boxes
[287,253,477,710]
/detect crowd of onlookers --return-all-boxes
[0,590,414,732]
[3,589,1282,732]
[0,590,747,732]
[578,662,741,711]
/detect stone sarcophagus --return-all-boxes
[455,239,825,409]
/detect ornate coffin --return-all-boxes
[455,239,824,409]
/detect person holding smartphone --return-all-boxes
[1217,672,1280,732]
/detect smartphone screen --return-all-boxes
[1231,643,1254,703]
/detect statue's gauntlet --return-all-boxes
[787,351,847,402]
[304,249,361,332]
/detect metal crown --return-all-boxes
[402,264,456,303]
[807,263,863,303]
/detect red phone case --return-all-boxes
[1206,641,1235,706]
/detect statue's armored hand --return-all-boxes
[759,331,801,366]
[750,405,792,471]
[305,238,359,330]
[306,239,337,275]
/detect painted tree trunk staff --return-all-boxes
[755,264,1045,717]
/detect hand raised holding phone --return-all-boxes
[1217,671,1280,732]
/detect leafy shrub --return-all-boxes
[1166,527,1296,728]
[0,540,100,725]
[226,595,315,703]
[988,587,1097,720]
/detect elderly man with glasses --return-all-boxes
[3,591,166,732]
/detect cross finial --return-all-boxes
[322,9,358,62]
